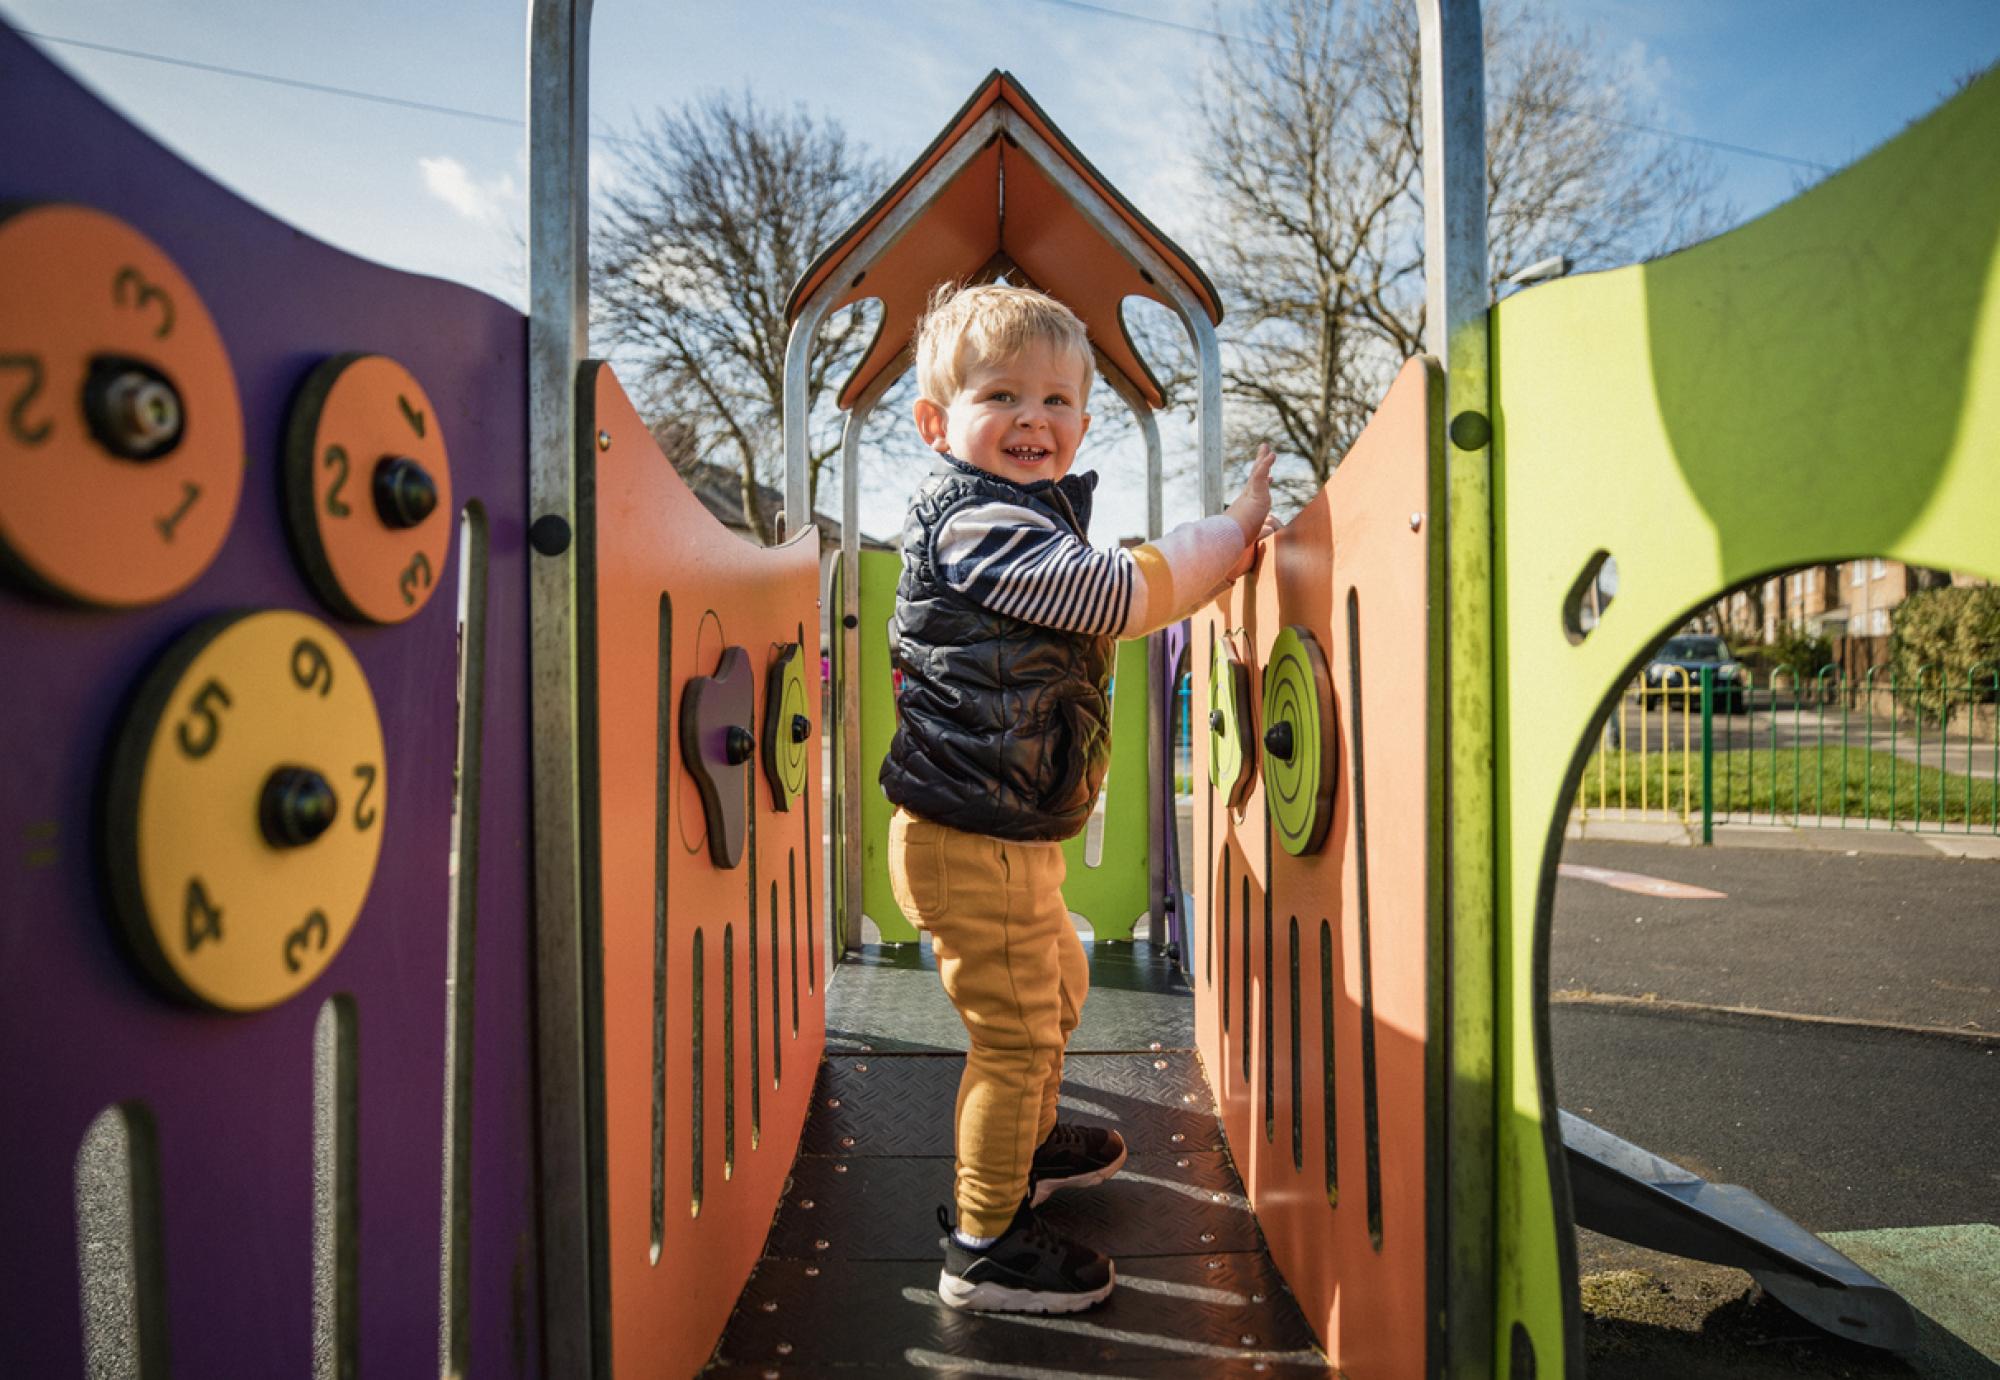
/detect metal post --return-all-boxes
[525,0,602,1375]
[1700,667,1715,844]
[836,395,884,954]
[1418,0,1495,1375]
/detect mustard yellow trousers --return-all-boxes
[887,809,1089,1238]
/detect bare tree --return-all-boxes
[1195,0,1728,505]
[592,92,888,543]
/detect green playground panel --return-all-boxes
[1489,69,2000,1376]
[855,548,1151,944]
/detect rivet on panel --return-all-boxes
[1149,1041,1163,1051]
[760,1300,778,1313]
[833,1163,849,1174]
[814,1240,829,1251]
[799,1199,815,1210]
[827,1098,841,1109]
[1251,1292,1266,1304]
[1205,1259,1223,1271]
[1170,1133,1185,1144]
[596,430,612,451]
[1211,1192,1225,1202]
[776,1342,794,1356]
[1182,1093,1196,1103]
[1409,511,1423,530]
[853,1063,868,1073]
[804,1265,820,1277]
[1200,1231,1216,1244]
[1240,1334,1258,1347]
[840,1136,855,1148]
[1153,1059,1168,1070]
[1175,1158,1190,1168]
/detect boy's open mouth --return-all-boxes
[1004,446,1051,464]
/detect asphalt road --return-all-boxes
[1552,1002,2000,1234]
[1551,842,2000,1031]
[1549,841,1999,1261]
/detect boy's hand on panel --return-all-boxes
[1221,444,1279,582]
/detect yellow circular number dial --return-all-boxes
[104,609,386,1011]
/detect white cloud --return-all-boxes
[418,155,519,231]
[1612,38,1675,112]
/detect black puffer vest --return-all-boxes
[880,455,1114,842]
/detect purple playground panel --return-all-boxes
[1,25,540,1377]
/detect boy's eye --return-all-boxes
[1045,395,1070,407]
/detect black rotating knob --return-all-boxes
[725,725,755,765]
[791,713,812,743]
[1209,709,1226,734]
[260,766,339,847]
[1263,721,1295,761]
[83,355,184,461]
[374,456,440,529]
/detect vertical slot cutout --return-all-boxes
[1320,918,1338,1206]
[787,851,799,1035]
[1289,916,1302,1170]
[440,504,488,1354]
[690,928,704,1217]
[723,924,735,1179]
[769,882,782,1087]
[1240,873,1252,1086]
[1263,907,1275,1140]
[1347,588,1384,1248]
[795,847,814,996]
[651,593,671,1262]
[313,995,358,1379]
[748,868,761,1150]
[1218,848,1230,1020]
[75,1102,169,1378]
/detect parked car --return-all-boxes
[1642,635,1748,712]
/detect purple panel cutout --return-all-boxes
[0,26,539,1378]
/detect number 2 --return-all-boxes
[323,444,352,518]
[1,354,54,445]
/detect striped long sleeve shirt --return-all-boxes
[933,499,1249,638]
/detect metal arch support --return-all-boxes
[1092,358,1165,542]
[1418,1,1498,1378]
[526,1,605,1376]
[834,367,901,955]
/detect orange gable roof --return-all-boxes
[785,71,1221,410]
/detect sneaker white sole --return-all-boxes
[937,1261,1116,1314]
[1029,1142,1129,1205]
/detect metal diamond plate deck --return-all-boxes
[766,1152,1261,1261]
[799,1053,1223,1158]
[827,940,1195,1055]
[711,1255,1330,1374]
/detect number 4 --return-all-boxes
[184,877,223,952]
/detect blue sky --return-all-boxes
[9,0,1997,538]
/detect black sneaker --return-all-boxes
[936,1201,1116,1313]
[1029,1122,1128,1205]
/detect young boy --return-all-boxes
[883,283,1275,1314]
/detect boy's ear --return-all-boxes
[912,396,951,452]
[1079,411,1092,442]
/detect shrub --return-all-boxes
[1890,585,2000,719]
[1765,625,1831,686]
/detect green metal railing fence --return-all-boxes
[1574,662,2000,838]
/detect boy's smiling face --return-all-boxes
[913,341,1092,487]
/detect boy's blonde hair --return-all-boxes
[914,282,1094,405]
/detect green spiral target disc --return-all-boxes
[1261,625,1336,855]
[761,642,812,809]
[1208,637,1257,810]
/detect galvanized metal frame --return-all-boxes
[1418,0,1496,1375]
[526,1,602,1375]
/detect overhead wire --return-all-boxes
[26,10,1838,175]
[1022,0,1837,175]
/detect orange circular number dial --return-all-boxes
[0,203,244,606]
[103,609,387,1012]
[284,353,453,623]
